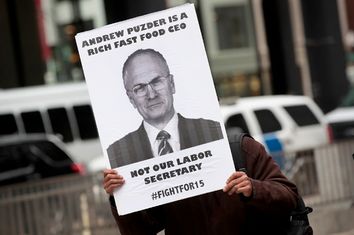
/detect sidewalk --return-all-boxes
[309,199,354,235]
[332,229,354,235]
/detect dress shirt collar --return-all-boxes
[144,112,180,156]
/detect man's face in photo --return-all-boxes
[124,53,176,124]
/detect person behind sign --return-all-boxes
[107,48,223,167]
[103,134,299,234]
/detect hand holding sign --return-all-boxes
[223,171,253,197]
[103,169,125,195]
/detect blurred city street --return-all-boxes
[1,0,354,234]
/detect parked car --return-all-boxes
[325,107,354,140]
[325,87,354,140]
[0,134,85,186]
[220,95,331,168]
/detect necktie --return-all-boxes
[156,130,173,156]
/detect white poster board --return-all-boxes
[75,3,235,215]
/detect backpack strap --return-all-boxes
[287,196,313,234]
[291,197,313,221]
[228,133,252,173]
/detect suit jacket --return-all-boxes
[107,113,223,168]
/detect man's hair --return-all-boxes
[122,48,170,87]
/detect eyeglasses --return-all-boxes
[129,76,170,97]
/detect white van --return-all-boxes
[0,82,102,165]
[220,95,331,161]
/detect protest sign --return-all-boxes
[75,3,235,215]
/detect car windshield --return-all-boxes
[29,140,70,162]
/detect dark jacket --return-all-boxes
[109,136,298,235]
[107,113,223,167]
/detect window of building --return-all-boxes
[214,5,250,50]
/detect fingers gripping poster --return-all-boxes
[75,4,235,215]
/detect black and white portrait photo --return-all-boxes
[107,49,223,168]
